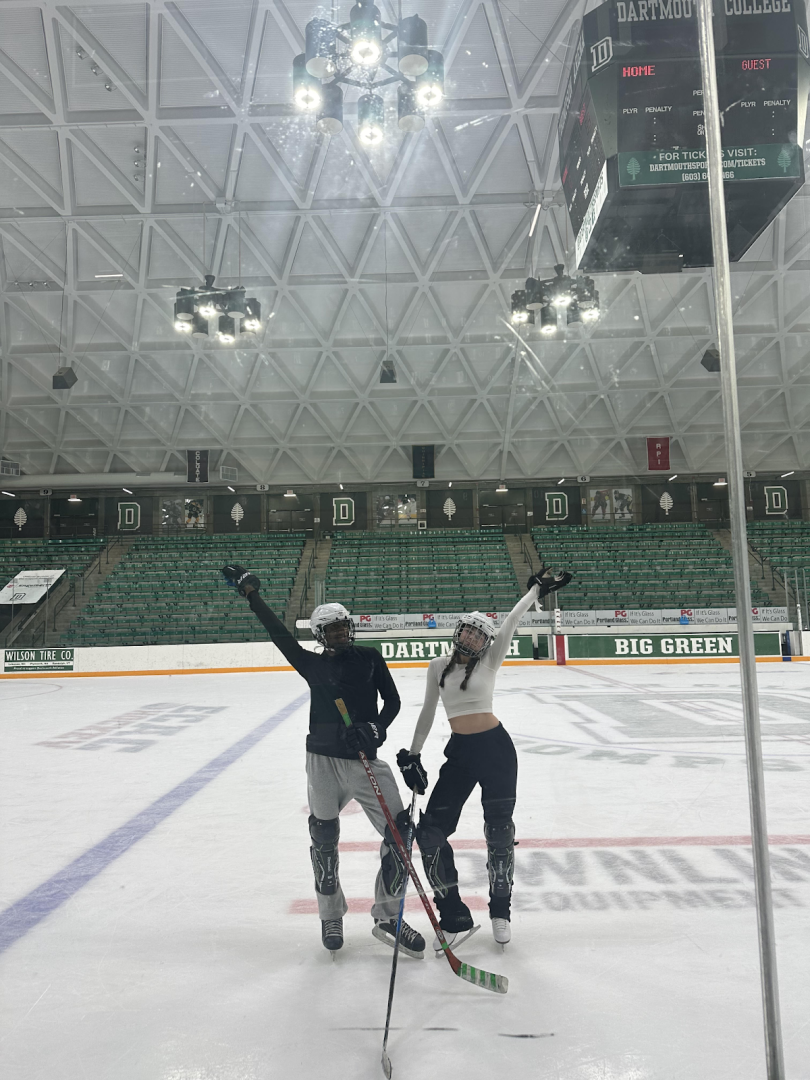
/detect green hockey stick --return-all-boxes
[335,698,508,998]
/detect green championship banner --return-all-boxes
[567,633,780,659]
[2,647,75,673]
[359,636,535,661]
[619,144,801,187]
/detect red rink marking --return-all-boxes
[336,834,810,853]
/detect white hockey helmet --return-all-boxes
[452,611,495,659]
[310,603,355,648]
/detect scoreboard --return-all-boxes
[559,0,810,271]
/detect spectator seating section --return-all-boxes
[67,534,304,647]
[747,520,810,571]
[326,529,520,614]
[532,522,771,609]
[0,537,105,589]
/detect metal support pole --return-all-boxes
[695,1,785,1076]
[782,569,789,616]
[799,570,807,635]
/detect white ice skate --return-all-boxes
[491,918,511,946]
[432,924,480,955]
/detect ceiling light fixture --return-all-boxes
[295,3,443,142]
[496,482,508,493]
[397,82,425,132]
[217,314,236,343]
[284,488,296,498]
[511,264,599,335]
[122,487,133,494]
[339,483,344,489]
[68,494,82,502]
[228,486,236,492]
[357,92,384,145]
[557,477,565,485]
[350,1,383,67]
[172,274,262,341]
[510,289,533,325]
[781,471,795,477]
[448,481,453,488]
[714,478,727,487]
[95,273,124,279]
[528,203,542,238]
[539,304,557,335]
[316,81,344,134]
[2,491,16,497]
[293,52,323,110]
[669,475,678,481]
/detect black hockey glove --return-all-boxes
[342,720,384,754]
[528,565,572,599]
[396,749,428,795]
[221,564,261,596]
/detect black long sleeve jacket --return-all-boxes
[247,591,400,759]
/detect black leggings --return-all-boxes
[424,724,517,919]
[426,722,518,834]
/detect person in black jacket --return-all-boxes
[222,564,425,959]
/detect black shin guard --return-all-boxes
[381,809,411,896]
[415,812,458,900]
[435,887,474,933]
[485,820,515,917]
[309,814,340,895]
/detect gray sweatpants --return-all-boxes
[306,751,406,921]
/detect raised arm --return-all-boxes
[222,564,314,675]
[488,584,540,667]
[489,566,573,668]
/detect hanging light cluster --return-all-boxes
[293,4,444,140]
[511,264,600,334]
[173,275,262,343]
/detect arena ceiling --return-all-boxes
[0,0,809,490]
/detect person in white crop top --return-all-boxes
[397,566,571,948]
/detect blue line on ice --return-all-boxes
[0,693,308,954]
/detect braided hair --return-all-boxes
[439,653,480,691]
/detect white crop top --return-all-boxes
[409,584,540,754]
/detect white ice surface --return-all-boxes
[1,663,810,1080]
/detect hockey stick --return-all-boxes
[335,698,508,996]
[380,787,417,1080]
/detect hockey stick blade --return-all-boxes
[334,698,509,998]
[457,963,509,995]
[381,1050,393,1079]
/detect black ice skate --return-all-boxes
[372,918,425,958]
[433,887,477,954]
[321,917,344,954]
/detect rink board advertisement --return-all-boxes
[567,633,781,659]
[359,635,534,661]
[2,648,75,672]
